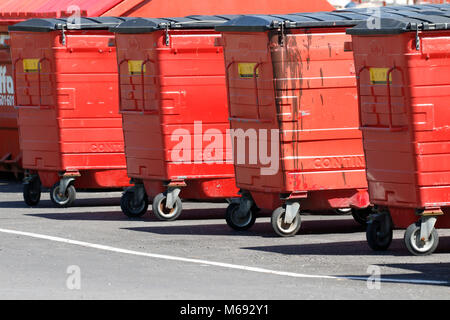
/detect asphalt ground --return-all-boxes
[0,175,449,300]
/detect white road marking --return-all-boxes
[0,227,447,286]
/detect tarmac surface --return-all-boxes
[0,175,449,300]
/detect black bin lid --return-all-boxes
[9,17,133,32]
[215,11,375,32]
[347,6,450,35]
[110,15,240,34]
[215,4,450,32]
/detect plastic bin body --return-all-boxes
[0,33,21,173]
[219,15,372,211]
[115,19,239,199]
[351,22,450,228]
[9,20,130,189]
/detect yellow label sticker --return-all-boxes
[23,59,40,73]
[370,68,392,84]
[238,63,259,78]
[128,60,146,75]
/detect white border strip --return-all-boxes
[0,228,447,286]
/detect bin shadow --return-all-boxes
[26,207,229,222]
[27,210,133,221]
[0,182,24,193]
[122,222,273,237]
[242,236,450,257]
[122,216,365,238]
[337,262,450,287]
[0,197,122,209]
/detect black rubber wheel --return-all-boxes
[366,218,393,251]
[152,192,183,221]
[50,182,76,208]
[225,202,257,231]
[271,206,301,237]
[121,190,149,218]
[352,207,373,227]
[23,179,41,206]
[404,222,439,256]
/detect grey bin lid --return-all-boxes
[347,7,450,35]
[8,17,133,32]
[110,15,240,34]
[215,4,450,32]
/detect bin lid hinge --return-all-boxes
[415,23,423,51]
[160,23,171,47]
[60,25,67,46]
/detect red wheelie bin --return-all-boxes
[215,11,385,237]
[9,17,133,207]
[112,16,241,221]
[348,7,450,255]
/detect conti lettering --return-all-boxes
[313,156,365,169]
[90,143,123,153]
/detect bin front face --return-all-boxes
[10,26,128,185]
[352,30,450,209]
[116,29,235,184]
[222,27,367,195]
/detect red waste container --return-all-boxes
[216,11,382,237]
[348,7,450,255]
[112,16,241,221]
[9,17,133,207]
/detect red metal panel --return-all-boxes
[9,29,130,189]
[221,27,369,211]
[115,29,239,199]
[352,30,450,220]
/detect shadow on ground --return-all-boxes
[336,262,450,287]
[122,216,365,237]
[242,236,450,257]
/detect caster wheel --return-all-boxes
[23,179,41,206]
[366,217,393,251]
[152,192,183,221]
[121,190,148,218]
[352,207,373,227]
[50,182,76,208]
[271,206,301,237]
[225,202,257,231]
[404,222,439,256]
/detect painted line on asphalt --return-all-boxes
[0,227,447,286]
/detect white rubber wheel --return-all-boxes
[152,192,183,221]
[404,222,439,256]
[271,206,301,237]
[50,183,76,208]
